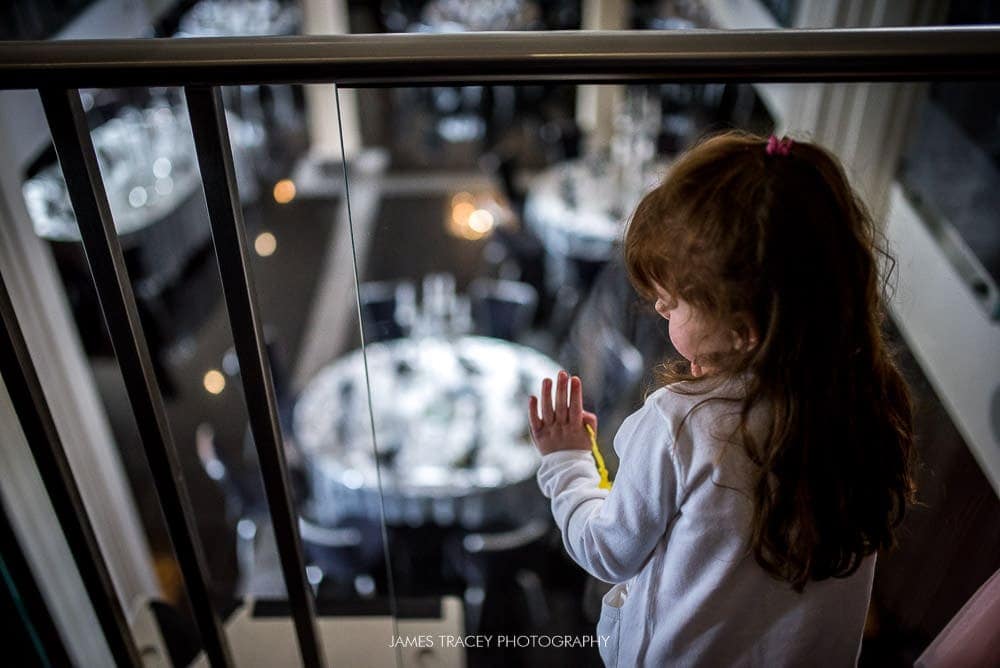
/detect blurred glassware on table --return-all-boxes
[175,0,302,134]
[525,87,667,268]
[411,0,542,33]
[23,91,263,241]
[175,0,300,37]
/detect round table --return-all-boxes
[524,157,667,263]
[294,336,562,528]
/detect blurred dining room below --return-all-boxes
[1,1,999,667]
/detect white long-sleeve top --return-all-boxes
[537,380,875,667]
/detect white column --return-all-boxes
[576,0,627,154]
[783,0,947,223]
[302,0,362,161]
[0,378,115,666]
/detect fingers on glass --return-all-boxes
[528,395,542,433]
[539,373,583,426]
[569,375,583,422]
[555,370,569,422]
[541,377,554,422]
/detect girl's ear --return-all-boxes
[731,315,760,351]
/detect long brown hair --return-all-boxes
[624,130,915,591]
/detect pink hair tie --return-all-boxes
[766,135,793,156]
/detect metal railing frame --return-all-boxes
[0,26,998,668]
[0,28,999,88]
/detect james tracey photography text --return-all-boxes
[389,634,611,649]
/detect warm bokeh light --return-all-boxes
[451,191,475,207]
[273,179,296,204]
[254,231,277,257]
[448,191,505,241]
[468,209,495,234]
[451,201,475,225]
[203,369,226,395]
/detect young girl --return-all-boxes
[528,131,915,667]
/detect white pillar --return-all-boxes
[783,0,947,223]
[576,0,627,154]
[302,0,362,161]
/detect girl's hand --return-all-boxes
[528,371,598,455]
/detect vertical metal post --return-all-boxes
[0,495,74,668]
[0,270,141,667]
[38,88,234,668]
[184,85,325,668]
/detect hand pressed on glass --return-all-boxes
[528,370,598,455]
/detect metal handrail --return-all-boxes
[0,27,999,89]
